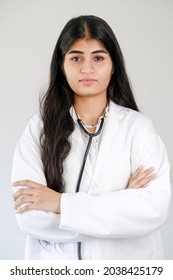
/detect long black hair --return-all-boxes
[40,15,139,193]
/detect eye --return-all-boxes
[71,57,82,62]
[94,56,104,62]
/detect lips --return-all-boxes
[79,78,97,84]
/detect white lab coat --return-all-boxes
[12,101,171,259]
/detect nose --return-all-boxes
[80,60,94,74]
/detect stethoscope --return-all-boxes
[75,114,105,260]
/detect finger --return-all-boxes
[143,167,155,176]
[129,173,156,189]
[136,167,155,183]
[129,167,155,186]
[135,173,157,189]
[14,195,33,210]
[128,167,155,189]
[130,165,144,180]
[15,202,38,214]
[13,188,35,201]
[12,180,41,188]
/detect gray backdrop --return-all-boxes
[0,0,172,259]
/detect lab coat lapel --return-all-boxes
[90,102,126,184]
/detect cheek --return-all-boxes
[63,67,75,85]
[67,71,75,80]
[101,69,113,86]
[64,72,78,91]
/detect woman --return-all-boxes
[12,15,171,260]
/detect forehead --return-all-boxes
[67,38,108,53]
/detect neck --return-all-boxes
[74,95,108,125]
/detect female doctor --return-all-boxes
[12,15,171,260]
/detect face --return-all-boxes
[63,39,113,101]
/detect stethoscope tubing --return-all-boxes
[77,117,104,137]
[75,135,92,193]
[76,117,104,193]
[75,117,105,260]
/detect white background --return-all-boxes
[0,0,172,259]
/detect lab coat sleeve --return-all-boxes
[59,118,171,238]
[11,115,88,243]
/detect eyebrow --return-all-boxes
[67,50,108,55]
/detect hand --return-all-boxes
[13,180,61,214]
[127,165,156,189]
